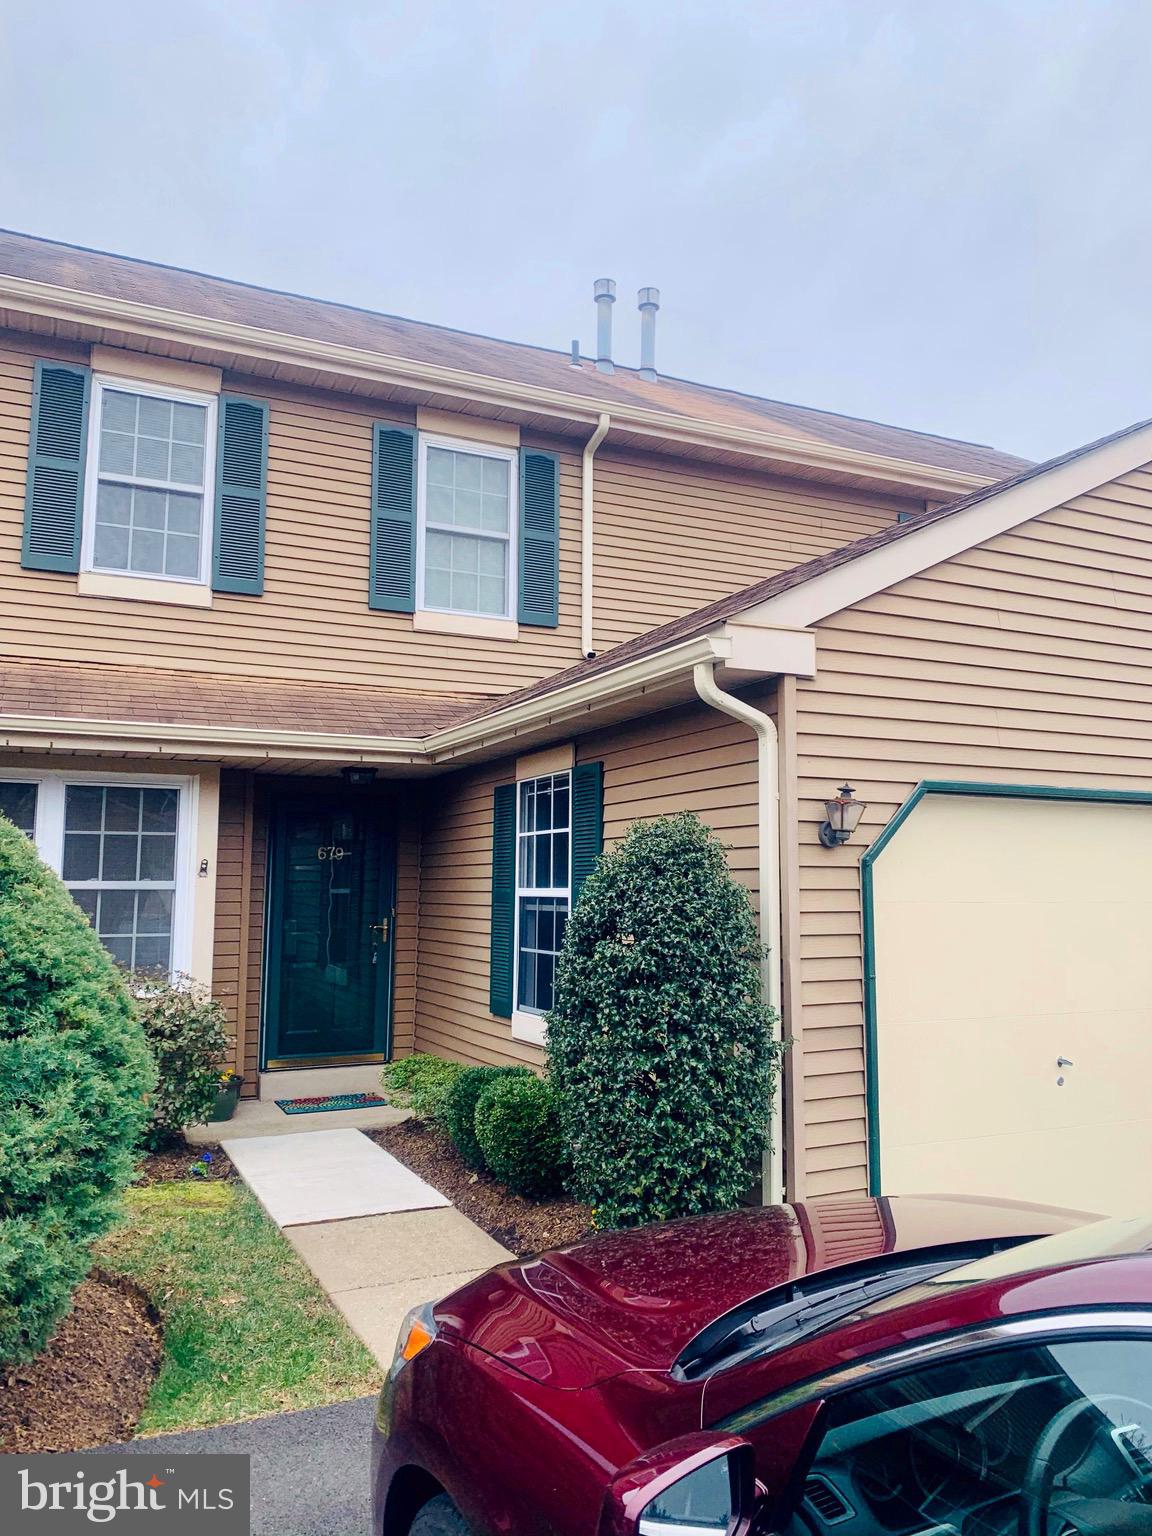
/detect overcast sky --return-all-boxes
[2,1,1149,461]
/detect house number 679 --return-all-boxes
[317,846,347,860]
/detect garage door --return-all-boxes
[870,791,1152,1215]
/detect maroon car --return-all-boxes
[371,1196,1152,1536]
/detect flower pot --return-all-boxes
[209,1079,243,1122]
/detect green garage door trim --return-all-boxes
[860,779,1152,1196]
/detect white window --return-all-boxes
[82,376,216,584]
[416,435,517,618]
[0,773,194,975]
[515,772,571,1021]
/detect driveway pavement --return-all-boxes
[92,1396,377,1536]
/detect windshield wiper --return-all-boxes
[677,1258,959,1381]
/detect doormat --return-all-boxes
[274,1091,390,1115]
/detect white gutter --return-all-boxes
[581,413,611,660]
[692,660,784,1205]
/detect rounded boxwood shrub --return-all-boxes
[381,1053,467,1121]
[546,812,779,1229]
[0,819,155,1365]
[474,1074,571,1200]
[440,1065,531,1170]
[134,972,232,1150]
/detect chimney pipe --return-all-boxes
[594,278,616,373]
[637,286,660,380]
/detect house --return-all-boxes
[3,230,1148,1217]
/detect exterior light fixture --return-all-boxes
[341,765,378,788]
[819,784,866,848]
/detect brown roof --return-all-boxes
[0,657,491,738]
[473,415,1152,720]
[0,229,1029,481]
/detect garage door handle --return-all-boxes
[1057,1056,1074,1068]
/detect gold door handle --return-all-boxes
[370,919,390,943]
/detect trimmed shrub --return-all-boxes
[0,819,154,1366]
[440,1065,531,1170]
[134,973,232,1149]
[380,1053,466,1122]
[474,1074,570,1199]
[547,812,779,1229]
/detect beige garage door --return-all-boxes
[872,792,1152,1215]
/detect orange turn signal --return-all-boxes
[400,1318,435,1362]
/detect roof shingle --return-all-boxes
[0,229,1029,481]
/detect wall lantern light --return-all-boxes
[819,784,866,848]
[341,765,378,787]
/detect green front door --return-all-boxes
[263,795,394,1066]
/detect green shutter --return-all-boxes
[22,360,90,573]
[370,424,417,612]
[571,760,604,905]
[213,394,268,594]
[489,782,517,1018]
[518,449,559,627]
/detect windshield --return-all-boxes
[858,1213,1152,1321]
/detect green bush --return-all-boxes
[440,1065,531,1170]
[547,812,779,1229]
[133,973,232,1150]
[380,1053,466,1121]
[0,819,154,1365]
[474,1074,570,1199]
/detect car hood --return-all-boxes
[434,1194,1090,1389]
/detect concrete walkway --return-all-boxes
[92,1396,377,1536]
[222,1127,513,1365]
[223,1128,449,1226]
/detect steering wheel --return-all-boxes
[1020,1393,1152,1536]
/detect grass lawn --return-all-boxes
[98,1180,379,1434]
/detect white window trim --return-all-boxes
[415,431,518,621]
[511,770,572,1046]
[81,373,218,588]
[0,768,197,975]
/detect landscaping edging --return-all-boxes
[370,1121,592,1257]
[0,1270,162,1453]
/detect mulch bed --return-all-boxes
[0,1271,163,1452]
[370,1121,593,1257]
[135,1142,234,1185]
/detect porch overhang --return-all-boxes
[0,623,817,773]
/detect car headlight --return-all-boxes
[375,1301,439,1435]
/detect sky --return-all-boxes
[1,0,1150,461]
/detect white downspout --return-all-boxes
[581,413,611,659]
[692,660,784,1205]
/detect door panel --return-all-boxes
[264,797,393,1064]
[873,794,1152,1214]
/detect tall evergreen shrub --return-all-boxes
[0,820,154,1364]
[547,813,778,1228]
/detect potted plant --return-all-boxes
[209,1069,245,1122]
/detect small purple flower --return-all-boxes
[201,1151,213,1163]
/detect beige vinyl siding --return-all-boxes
[391,808,420,1058]
[212,771,250,1088]
[793,464,1152,1198]
[414,696,763,1068]
[592,451,902,651]
[0,335,917,693]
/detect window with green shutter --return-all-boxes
[490,782,517,1017]
[370,423,417,612]
[491,761,603,1026]
[518,449,559,627]
[213,394,268,594]
[22,361,91,573]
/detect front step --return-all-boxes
[258,1064,386,1101]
